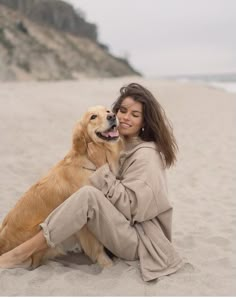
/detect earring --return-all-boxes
[141,127,144,132]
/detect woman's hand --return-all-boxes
[87,143,107,168]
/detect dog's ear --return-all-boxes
[72,122,87,154]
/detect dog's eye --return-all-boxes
[90,114,97,120]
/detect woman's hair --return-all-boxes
[112,83,178,167]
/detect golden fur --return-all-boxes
[0,106,122,268]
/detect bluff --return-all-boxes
[0,1,140,81]
[0,0,98,41]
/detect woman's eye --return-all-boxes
[90,114,97,120]
[119,108,126,113]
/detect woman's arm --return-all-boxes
[89,148,168,224]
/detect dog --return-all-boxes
[0,106,123,269]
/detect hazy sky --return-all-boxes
[64,0,236,77]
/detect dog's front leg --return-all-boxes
[76,225,113,268]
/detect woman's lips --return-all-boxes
[120,122,131,128]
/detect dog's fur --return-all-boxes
[0,106,122,268]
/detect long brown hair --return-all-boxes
[112,83,178,167]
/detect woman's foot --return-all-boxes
[0,253,32,269]
[0,231,47,269]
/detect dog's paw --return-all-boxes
[97,251,113,268]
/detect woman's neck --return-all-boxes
[123,136,143,151]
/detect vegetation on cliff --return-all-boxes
[0,0,140,81]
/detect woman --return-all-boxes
[0,83,183,281]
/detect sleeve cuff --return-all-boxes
[89,163,111,190]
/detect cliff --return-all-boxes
[0,0,98,41]
[0,1,140,81]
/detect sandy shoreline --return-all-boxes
[0,77,235,295]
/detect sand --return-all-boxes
[0,77,235,296]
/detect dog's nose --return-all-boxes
[107,113,116,122]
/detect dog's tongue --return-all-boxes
[102,130,119,138]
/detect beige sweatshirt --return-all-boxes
[90,140,183,281]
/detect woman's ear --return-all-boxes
[72,122,87,154]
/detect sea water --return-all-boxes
[170,73,236,94]
[208,81,236,94]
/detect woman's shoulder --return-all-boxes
[123,141,164,165]
[134,141,157,151]
[120,142,166,182]
[131,141,159,156]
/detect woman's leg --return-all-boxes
[0,185,138,268]
[41,185,138,261]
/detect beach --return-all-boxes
[0,77,235,296]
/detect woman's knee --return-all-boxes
[77,185,102,199]
[73,185,104,208]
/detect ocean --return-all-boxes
[165,73,236,94]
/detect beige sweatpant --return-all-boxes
[40,185,139,261]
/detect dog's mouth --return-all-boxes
[96,124,119,141]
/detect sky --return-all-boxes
[64,0,236,77]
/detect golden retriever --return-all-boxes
[0,106,122,269]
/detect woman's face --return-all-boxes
[117,97,144,139]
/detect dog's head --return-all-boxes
[73,106,120,154]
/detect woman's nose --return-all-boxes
[123,112,130,120]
